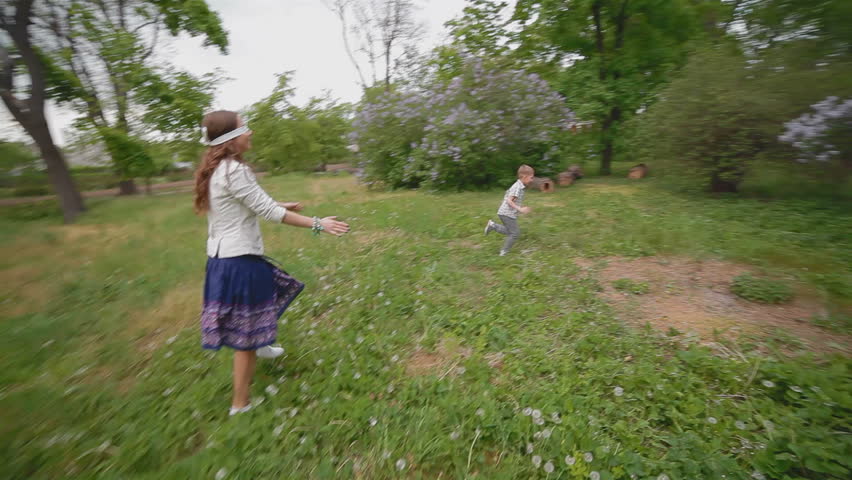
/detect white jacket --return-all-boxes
[206,159,287,258]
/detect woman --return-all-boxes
[194,110,349,416]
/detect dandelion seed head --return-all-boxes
[534,417,545,425]
[526,443,534,454]
[265,385,279,396]
[476,408,485,417]
[396,459,406,470]
[565,455,576,465]
[658,475,670,480]
[590,472,600,480]
[532,455,542,468]
[450,430,460,440]
[532,409,542,419]
[542,428,552,439]
[369,417,378,427]
[523,407,533,416]
[354,372,362,379]
[544,461,555,473]
[584,452,594,462]
[735,420,747,430]
[790,385,803,393]
[762,380,775,388]
[708,416,718,424]
[614,386,624,397]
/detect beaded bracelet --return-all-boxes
[311,216,324,236]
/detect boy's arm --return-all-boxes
[507,196,530,214]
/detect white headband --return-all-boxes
[200,125,250,146]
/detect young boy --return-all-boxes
[484,165,534,256]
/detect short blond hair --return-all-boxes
[517,164,534,178]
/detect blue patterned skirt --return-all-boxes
[201,255,304,351]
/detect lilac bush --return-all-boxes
[350,59,576,190]
[779,96,852,166]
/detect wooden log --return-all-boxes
[558,172,576,186]
[628,163,649,179]
[530,176,555,193]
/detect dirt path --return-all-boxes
[0,172,266,206]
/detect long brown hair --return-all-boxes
[194,111,244,214]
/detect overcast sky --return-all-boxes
[1,0,469,146]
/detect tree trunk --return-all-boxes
[599,106,621,176]
[29,117,86,222]
[600,137,613,176]
[710,174,740,193]
[118,179,138,195]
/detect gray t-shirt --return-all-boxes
[497,180,526,218]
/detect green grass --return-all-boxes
[731,274,794,304]
[0,173,850,479]
[612,279,650,295]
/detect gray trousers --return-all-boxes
[493,215,520,252]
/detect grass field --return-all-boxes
[1,172,850,479]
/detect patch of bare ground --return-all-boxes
[405,339,472,377]
[578,256,849,355]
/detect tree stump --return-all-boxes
[567,164,584,179]
[530,177,555,193]
[558,172,576,186]
[628,163,649,179]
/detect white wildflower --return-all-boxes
[369,417,378,427]
[476,408,485,417]
[353,372,362,380]
[707,416,718,424]
[584,452,594,463]
[532,455,542,468]
[590,472,600,480]
[565,455,576,465]
[534,417,545,426]
[762,380,775,388]
[790,385,803,393]
[542,428,552,439]
[523,407,533,416]
[396,459,406,470]
[544,461,555,473]
[551,412,562,424]
[526,443,534,454]
[450,430,460,440]
[614,386,624,397]
[265,385,279,396]
[532,409,542,419]
[356,336,364,344]
[391,354,399,362]
[273,424,284,437]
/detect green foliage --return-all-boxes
[731,274,794,304]
[612,278,649,295]
[0,141,39,175]
[247,73,352,173]
[99,128,156,180]
[629,47,785,193]
[134,69,221,140]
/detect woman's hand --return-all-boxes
[520,206,532,215]
[279,201,303,212]
[320,216,350,236]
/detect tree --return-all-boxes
[247,73,352,173]
[1,0,85,223]
[324,0,424,91]
[631,47,791,192]
[29,0,227,194]
[513,0,728,175]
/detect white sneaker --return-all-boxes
[484,220,494,235]
[229,403,252,416]
[257,345,284,359]
[499,251,507,257]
